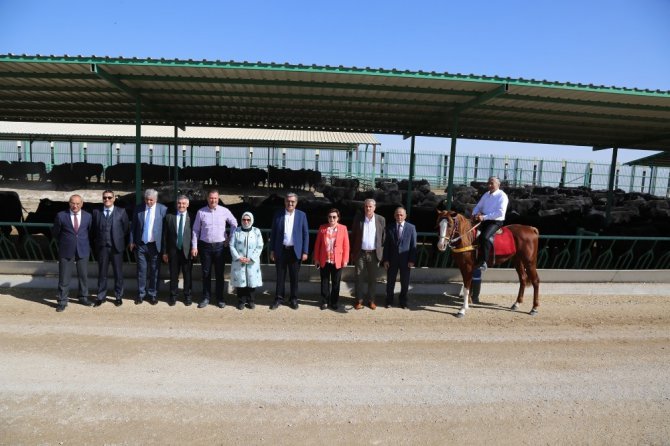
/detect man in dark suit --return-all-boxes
[92,190,129,307]
[269,192,309,310]
[129,188,167,305]
[162,194,193,306]
[350,198,386,310]
[382,206,417,309]
[52,194,92,312]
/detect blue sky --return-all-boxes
[1,0,668,163]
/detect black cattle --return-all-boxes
[48,163,88,190]
[143,164,180,184]
[3,161,47,181]
[0,160,10,181]
[0,191,25,237]
[72,162,104,183]
[105,163,137,184]
[182,166,217,184]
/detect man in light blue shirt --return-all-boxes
[472,176,509,271]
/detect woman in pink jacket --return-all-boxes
[313,208,350,311]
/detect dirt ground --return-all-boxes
[1,287,669,445]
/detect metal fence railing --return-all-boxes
[2,223,669,270]
[2,141,669,196]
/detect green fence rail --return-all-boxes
[2,222,669,270]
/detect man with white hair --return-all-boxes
[472,176,509,271]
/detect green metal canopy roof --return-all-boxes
[1,54,669,151]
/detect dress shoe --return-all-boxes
[197,300,209,309]
[385,303,392,309]
[114,299,123,307]
[150,297,158,305]
[56,304,67,312]
[329,304,339,311]
[184,298,192,306]
[289,299,299,310]
[237,302,245,310]
[369,302,377,310]
[354,302,363,310]
[134,298,143,305]
[247,302,256,310]
[270,299,281,310]
[93,299,105,307]
[168,299,176,307]
[80,298,93,307]
[217,300,226,309]
[399,304,408,310]
[320,302,327,310]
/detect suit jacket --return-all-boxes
[350,212,386,262]
[313,223,350,269]
[92,206,129,252]
[382,221,417,265]
[162,212,192,258]
[129,203,168,252]
[270,208,309,260]
[52,209,92,259]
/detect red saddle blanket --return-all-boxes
[493,227,516,257]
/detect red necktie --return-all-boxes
[73,214,79,233]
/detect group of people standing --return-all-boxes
[52,176,508,313]
[52,189,422,313]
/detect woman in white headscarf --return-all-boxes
[229,211,264,309]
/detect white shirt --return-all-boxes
[283,210,295,247]
[361,215,376,250]
[472,189,508,221]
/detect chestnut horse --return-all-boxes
[436,210,540,317]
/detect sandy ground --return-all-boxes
[1,287,669,446]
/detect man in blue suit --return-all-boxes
[92,190,129,307]
[52,194,92,312]
[382,206,417,309]
[269,192,309,310]
[129,188,167,305]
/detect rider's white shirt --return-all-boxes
[472,189,508,221]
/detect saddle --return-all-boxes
[475,226,517,260]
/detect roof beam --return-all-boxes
[593,133,670,151]
[90,64,186,130]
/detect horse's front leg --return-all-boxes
[457,267,472,318]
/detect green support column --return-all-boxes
[406,136,416,217]
[135,98,142,205]
[173,126,179,201]
[605,147,618,225]
[445,116,459,210]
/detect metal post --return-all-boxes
[605,147,618,225]
[474,156,479,183]
[315,149,320,171]
[463,155,470,186]
[629,165,636,192]
[405,136,416,217]
[649,166,656,195]
[380,152,385,178]
[116,143,121,164]
[371,144,377,187]
[17,141,22,162]
[538,159,544,186]
[641,170,646,193]
[182,145,187,168]
[29,140,34,162]
[190,145,194,167]
[532,161,537,186]
[50,142,55,166]
[282,148,287,169]
[83,142,87,163]
[173,126,179,201]
[135,98,142,204]
[70,141,74,165]
[559,161,566,188]
[445,116,459,210]
[149,144,154,165]
[513,158,519,187]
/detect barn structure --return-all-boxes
[1,54,669,221]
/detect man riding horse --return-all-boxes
[472,176,509,271]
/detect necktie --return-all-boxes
[177,213,184,250]
[105,209,110,218]
[73,213,79,233]
[397,224,402,244]
[142,207,151,243]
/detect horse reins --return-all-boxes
[440,217,481,252]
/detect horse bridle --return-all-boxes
[439,216,481,250]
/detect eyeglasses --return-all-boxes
[328,215,338,219]
[102,196,114,200]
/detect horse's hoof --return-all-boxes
[511,303,519,311]
[456,312,465,318]
[530,308,538,316]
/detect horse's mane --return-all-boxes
[454,213,474,248]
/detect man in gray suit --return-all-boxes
[162,195,193,306]
[350,199,386,310]
[92,190,129,307]
[129,188,167,305]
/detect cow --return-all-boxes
[0,191,25,237]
